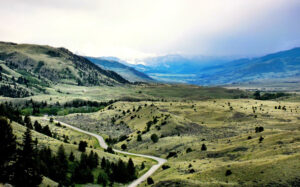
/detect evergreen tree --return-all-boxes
[78,141,88,152]
[69,151,75,162]
[97,172,108,186]
[0,117,17,183]
[24,115,33,129]
[42,125,52,137]
[34,121,42,133]
[54,145,68,184]
[201,144,207,151]
[14,128,42,187]
[151,133,159,143]
[127,158,136,180]
[137,134,142,141]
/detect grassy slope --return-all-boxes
[11,117,154,187]
[56,98,300,186]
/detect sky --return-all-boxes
[0,0,299,63]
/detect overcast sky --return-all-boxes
[0,0,299,61]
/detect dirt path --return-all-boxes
[44,116,166,187]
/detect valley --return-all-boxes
[0,42,299,187]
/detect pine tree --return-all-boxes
[69,151,75,162]
[24,115,33,129]
[0,117,17,183]
[54,145,68,184]
[127,158,136,180]
[34,121,42,133]
[14,127,42,187]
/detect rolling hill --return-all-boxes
[0,42,128,97]
[87,57,154,83]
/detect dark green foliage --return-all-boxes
[0,102,23,124]
[151,133,159,143]
[69,151,75,162]
[72,153,94,184]
[147,177,154,185]
[254,91,289,100]
[42,125,52,137]
[166,152,177,159]
[186,147,193,153]
[97,172,108,186]
[255,126,264,133]
[34,120,42,132]
[162,165,170,170]
[24,115,33,129]
[201,144,207,151]
[105,146,115,154]
[14,128,42,187]
[259,136,264,143]
[127,158,136,181]
[0,117,17,183]
[0,85,31,98]
[78,141,88,152]
[137,134,142,141]
[121,144,127,150]
[225,169,232,176]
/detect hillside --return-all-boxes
[87,57,154,83]
[0,42,128,97]
[57,98,300,186]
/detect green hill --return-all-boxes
[0,42,128,97]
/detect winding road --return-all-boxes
[44,117,167,187]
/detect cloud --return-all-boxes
[0,0,299,59]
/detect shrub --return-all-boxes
[147,177,154,185]
[166,152,177,159]
[78,141,88,152]
[151,134,159,143]
[201,144,207,151]
[162,165,170,170]
[186,147,193,153]
[121,144,127,150]
[137,134,142,141]
[225,169,232,176]
[255,126,264,133]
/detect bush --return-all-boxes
[147,177,154,185]
[166,152,177,159]
[137,134,142,141]
[162,165,170,170]
[78,141,88,152]
[151,134,159,143]
[225,169,232,176]
[201,144,207,151]
[121,144,127,150]
[255,126,264,133]
[186,147,193,153]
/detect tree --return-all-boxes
[69,151,75,162]
[34,121,42,133]
[52,145,68,185]
[78,141,88,152]
[147,177,154,185]
[127,158,136,180]
[151,134,159,143]
[42,125,52,137]
[137,134,142,141]
[121,144,127,150]
[0,117,17,183]
[14,128,42,187]
[259,136,264,143]
[201,144,207,151]
[253,91,261,100]
[24,115,33,129]
[97,172,108,186]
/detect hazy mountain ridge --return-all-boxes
[87,57,154,83]
[123,48,300,86]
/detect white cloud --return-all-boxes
[0,0,299,59]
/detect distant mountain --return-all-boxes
[87,57,154,83]
[191,47,300,85]
[127,48,300,86]
[0,42,128,97]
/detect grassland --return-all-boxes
[56,98,300,186]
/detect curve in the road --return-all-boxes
[44,117,166,187]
